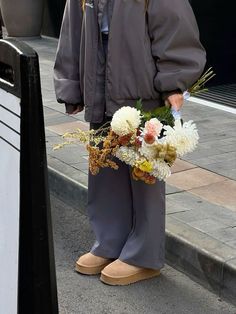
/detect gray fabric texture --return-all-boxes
[88,162,166,270]
[54,0,206,123]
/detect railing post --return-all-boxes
[0,39,58,314]
[0,10,2,39]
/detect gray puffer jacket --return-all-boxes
[54,0,206,123]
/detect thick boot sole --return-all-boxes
[75,261,111,275]
[100,269,161,285]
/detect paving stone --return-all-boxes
[167,216,236,261]
[48,156,88,187]
[42,89,57,99]
[166,167,226,190]
[45,102,86,122]
[188,218,230,232]
[171,208,212,223]
[204,165,236,181]
[170,159,197,173]
[44,111,76,126]
[193,149,228,161]
[70,112,87,121]
[166,184,183,196]
[166,197,190,214]
[198,159,236,171]
[226,239,236,249]
[198,137,236,147]
[46,121,89,135]
[46,135,63,148]
[192,133,228,145]
[43,106,58,115]
[215,169,236,181]
[48,155,69,173]
[71,155,88,163]
[72,170,88,187]
[40,63,53,73]
[207,227,236,244]
[50,145,88,164]
[184,151,236,166]
[166,192,236,227]
[183,147,226,160]
[41,82,54,90]
[71,162,89,174]
[45,129,61,137]
[44,102,66,114]
[193,205,236,227]
[166,192,208,217]
[43,95,58,103]
[189,180,236,211]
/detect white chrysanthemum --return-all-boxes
[150,159,171,181]
[111,106,141,136]
[163,119,199,157]
[115,146,139,167]
[139,141,157,160]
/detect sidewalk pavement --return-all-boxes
[22,36,236,303]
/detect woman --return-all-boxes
[54,0,206,285]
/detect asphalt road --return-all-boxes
[51,194,236,314]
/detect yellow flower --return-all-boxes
[136,160,153,173]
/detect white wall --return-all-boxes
[0,88,21,314]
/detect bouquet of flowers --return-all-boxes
[54,68,215,184]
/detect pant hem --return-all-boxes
[119,256,165,271]
[90,246,119,260]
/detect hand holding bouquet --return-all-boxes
[54,103,198,184]
[54,69,215,184]
[92,104,198,183]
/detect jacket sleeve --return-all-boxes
[54,0,83,105]
[147,0,206,93]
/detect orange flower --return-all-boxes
[134,137,142,148]
[133,167,145,179]
[144,133,155,144]
[118,133,132,146]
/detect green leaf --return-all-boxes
[136,99,143,111]
[148,106,175,126]
[136,100,175,127]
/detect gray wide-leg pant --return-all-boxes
[87,154,166,270]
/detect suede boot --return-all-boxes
[100,259,160,285]
[75,253,113,275]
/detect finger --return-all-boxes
[165,100,171,107]
[72,106,83,114]
[170,102,183,111]
[171,102,183,111]
[169,95,183,103]
[168,96,184,111]
[65,104,76,115]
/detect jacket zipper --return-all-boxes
[104,0,113,111]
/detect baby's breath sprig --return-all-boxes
[53,121,111,151]
[53,141,74,151]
